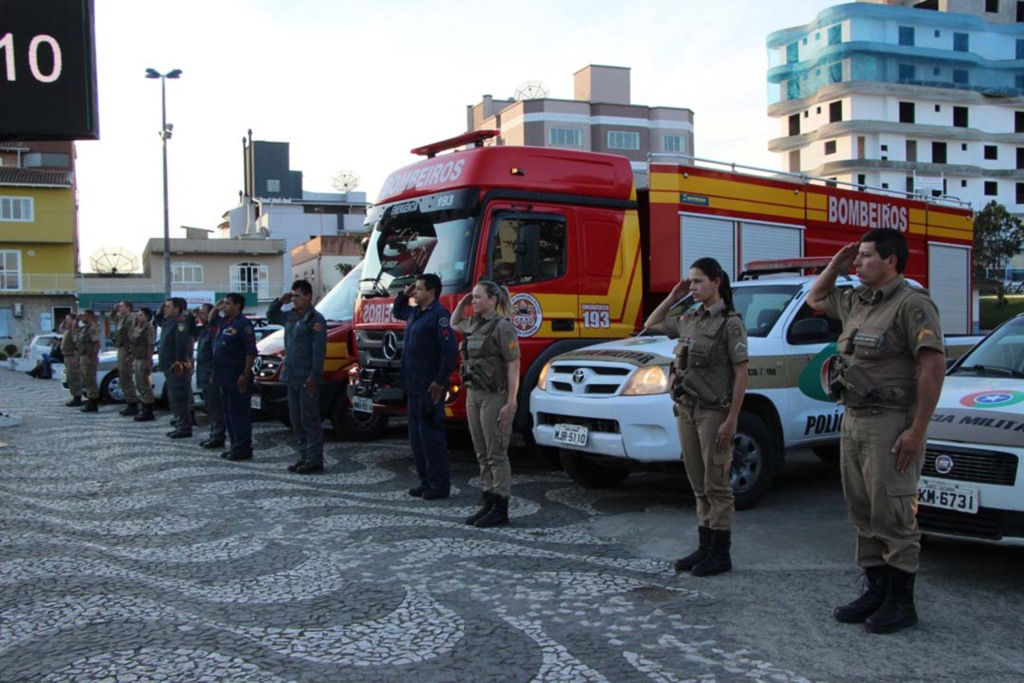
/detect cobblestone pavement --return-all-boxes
[0,371,826,683]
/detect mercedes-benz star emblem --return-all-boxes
[252,357,263,376]
[935,454,954,475]
[381,331,399,360]
[572,369,587,384]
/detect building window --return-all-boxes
[987,0,1000,12]
[857,174,866,189]
[829,62,843,83]
[985,181,999,196]
[962,143,969,151]
[824,140,837,155]
[1017,74,1024,90]
[662,135,686,153]
[953,106,969,128]
[898,64,916,82]
[906,140,918,162]
[230,262,269,298]
[985,145,999,160]
[1017,112,1024,132]
[952,69,969,85]
[953,32,969,52]
[829,101,842,123]
[933,142,947,164]
[1018,1,1024,22]
[788,150,801,172]
[962,179,968,188]
[828,25,841,45]
[1018,147,1024,169]
[1017,182,1024,204]
[0,196,33,222]
[548,128,583,148]
[788,114,800,136]
[786,42,799,64]
[906,177,915,194]
[606,131,640,151]
[934,67,941,76]
[266,179,280,193]
[898,26,915,46]
[171,262,204,284]
[1017,39,1024,59]
[0,250,21,290]
[899,101,915,123]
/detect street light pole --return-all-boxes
[145,68,182,301]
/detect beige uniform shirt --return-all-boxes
[457,312,521,392]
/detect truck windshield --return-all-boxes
[315,261,363,323]
[362,214,475,295]
[733,284,799,338]
[953,316,1024,377]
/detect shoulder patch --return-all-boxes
[911,307,925,322]
[439,317,449,328]
[177,323,186,333]
[245,326,253,334]
[313,322,323,332]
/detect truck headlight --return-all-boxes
[621,365,669,395]
[536,361,552,391]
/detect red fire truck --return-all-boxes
[350,130,974,438]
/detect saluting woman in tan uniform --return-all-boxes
[452,280,521,528]
[645,257,748,577]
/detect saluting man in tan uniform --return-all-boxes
[77,309,102,413]
[60,313,83,407]
[130,307,158,422]
[645,257,748,577]
[112,300,139,416]
[808,227,945,634]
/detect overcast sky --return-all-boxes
[75,0,839,270]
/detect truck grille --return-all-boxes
[537,412,620,434]
[356,329,405,368]
[923,446,1018,486]
[546,363,632,396]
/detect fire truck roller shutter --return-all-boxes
[680,215,736,279]
[928,243,970,335]
[740,222,803,268]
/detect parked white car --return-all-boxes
[921,312,1024,542]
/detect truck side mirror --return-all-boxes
[789,317,832,344]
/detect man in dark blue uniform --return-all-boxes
[267,279,328,474]
[393,273,458,499]
[159,297,194,438]
[214,292,258,461]
[195,302,226,450]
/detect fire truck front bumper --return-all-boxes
[350,367,406,415]
[529,388,680,463]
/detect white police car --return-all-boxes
[921,313,1024,541]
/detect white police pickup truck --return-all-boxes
[920,312,1024,541]
[531,265,981,510]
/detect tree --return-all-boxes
[974,201,1024,307]
[334,262,355,277]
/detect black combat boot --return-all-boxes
[691,529,732,577]
[134,403,155,422]
[120,402,139,416]
[674,526,712,572]
[464,491,495,525]
[833,565,887,624]
[65,396,82,407]
[475,494,510,528]
[80,398,99,413]
[864,568,918,634]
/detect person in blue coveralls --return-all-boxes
[267,279,328,475]
[214,292,258,461]
[393,273,458,500]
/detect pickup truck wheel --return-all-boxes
[731,411,777,510]
[332,397,388,441]
[559,450,629,488]
[100,371,125,403]
[812,444,841,463]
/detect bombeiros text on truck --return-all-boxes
[350,130,975,507]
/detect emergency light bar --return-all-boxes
[740,257,840,279]
[411,130,500,158]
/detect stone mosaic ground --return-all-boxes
[0,371,821,682]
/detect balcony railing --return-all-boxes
[0,273,77,293]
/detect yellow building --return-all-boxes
[0,142,77,349]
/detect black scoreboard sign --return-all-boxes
[0,0,99,140]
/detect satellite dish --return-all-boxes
[90,247,139,275]
[514,80,549,101]
[332,170,360,193]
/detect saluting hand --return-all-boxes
[279,292,293,305]
[829,242,859,273]
[669,279,691,301]
[892,427,924,473]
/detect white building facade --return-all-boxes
[767,0,1024,228]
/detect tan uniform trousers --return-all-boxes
[676,398,734,530]
[79,357,99,400]
[841,406,924,574]
[117,348,138,402]
[466,388,512,498]
[65,354,82,397]
[134,356,154,404]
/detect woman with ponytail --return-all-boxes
[451,280,521,527]
[644,257,748,576]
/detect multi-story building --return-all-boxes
[223,135,370,283]
[466,65,695,188]
[767,1,1024,215]
[0,141,78,345]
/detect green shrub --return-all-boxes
[3,344,16,357]
[0,351,8,361]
